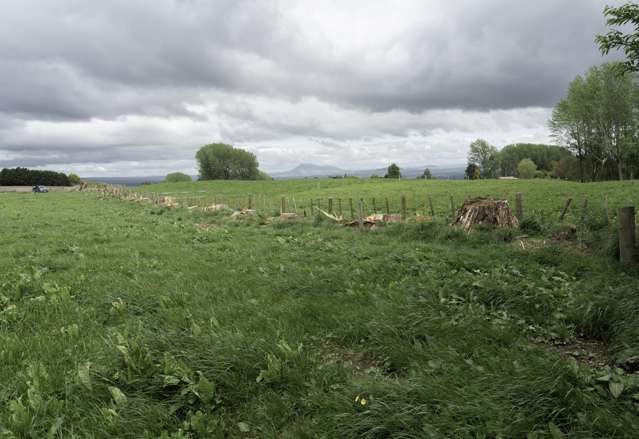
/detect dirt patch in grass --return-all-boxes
[547,337,612,368]
[325,346,382,374]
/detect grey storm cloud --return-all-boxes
[0,0,624,174]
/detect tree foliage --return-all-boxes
[67,173,81,185]
[550,62,638,181]
[467,139,499,178]
[0,167,71,186]
[164,172,192,183]
[196,143,260,180]
[384,163,401,179]
[465,163,480,180]
[499,144,571,177]
[420,168,433,179]
[516,159,537,179]
[597,3,639,73]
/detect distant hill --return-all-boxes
[270,163,465,180]
[270,164,345,179]
[85,175,168,186]
[85,163,466,186]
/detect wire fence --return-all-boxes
[84,183,639,263]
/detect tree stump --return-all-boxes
[453,198,519,231]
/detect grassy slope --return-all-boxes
[0,188,638,438]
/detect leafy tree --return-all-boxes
[550,75,593,181]
[384,163,401,179]
[467,139,499,178]
[517,159,537,179]
[465,163,481,180]
[68,173,81,185]
[196,143,260,180]
[420,168,433,179]
[551,62,637,181]
[550,157,580,180]
[597,3,639,73]
[164,172,192,183]
[498,144,571,176]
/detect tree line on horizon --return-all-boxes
[0,167,80,186]
[462,4,639,182]
[463,3,639,183]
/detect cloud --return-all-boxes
[0,0,622,174]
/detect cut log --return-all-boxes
[453,198,518,231]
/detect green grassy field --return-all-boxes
[1,180,639,438]
[141,178,639,227]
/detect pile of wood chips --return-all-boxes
[453,198,518,231]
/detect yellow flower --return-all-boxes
[360,398,367,406]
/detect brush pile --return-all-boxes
[453,198,518,231]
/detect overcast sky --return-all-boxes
[0,0,623,176]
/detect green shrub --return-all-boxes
[68,173,81,185]
[164,172,192,183]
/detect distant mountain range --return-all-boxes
[85,163,466,186]
[270,163,466,179]
[85,175,171,186]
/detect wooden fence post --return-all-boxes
[338,198,342,216]
[281,196,286,214]
[603,198,610,226]
[310,198,314,213]
[450,195,455,220]
[372,198,377,212]
[515,192,523,221]
[619,207,636,264]
[385,198,390,214]
[358,199,364,230]
[349,198,354,218]
[400,194,407,222]
[248,194,254,209]
[559,198,572,222]
[428,195,435,217]
[328,197,334,214]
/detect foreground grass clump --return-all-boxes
[0,191,638,438]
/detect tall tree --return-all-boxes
[550,63,637,181]
[550,75,594,181]
[384,163,401,179]
[594,63,637,180]
[467,139,499,178]
[196,143,260,180]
